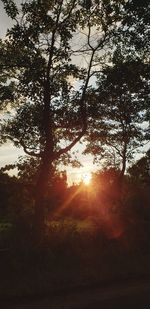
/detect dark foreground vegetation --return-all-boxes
[0,163,150,298]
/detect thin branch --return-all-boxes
[87,23,94,51]
[54,51,96,158]
[46,1,63,81]
[106,141,123,158]
[61,0,77,25]
[4,135,41,157]
[53,25,109,159]
[54,130,85,159]
[20,139,42,157]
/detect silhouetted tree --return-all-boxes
[0,0,126,238]
[84,0,150,185]
[128,149,150,185]
[86,59,149,183]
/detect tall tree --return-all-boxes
[0,0,124,238]
[85,0,150,183]
[85,58,149,182]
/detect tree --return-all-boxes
[92,0,150,178]
[0,0,125,238]
[0,170,24,220]
[85,57,149,184]
[116,0,150,58]
[84,0,150,184]
[128,149,150,185]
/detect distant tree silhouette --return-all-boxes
[128,149,150,185]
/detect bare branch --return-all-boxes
[54,130,85,159]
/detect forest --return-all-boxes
[0,0,150,301]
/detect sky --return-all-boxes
[0,0,98,185]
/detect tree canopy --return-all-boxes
[85,57,149,177]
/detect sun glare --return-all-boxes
[82,173,92,185]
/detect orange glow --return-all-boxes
[52,184,82,216]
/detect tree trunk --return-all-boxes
[34,155,52,244]
[119,139,127,188]
[120,157,126,184]
[118,147,127,196]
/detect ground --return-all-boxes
[1,278,150,308]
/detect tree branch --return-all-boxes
[20,139,42,157]
[4,135,41,157]
[54,130,85,159]
[61,0,77,25]
[53,25,109,159]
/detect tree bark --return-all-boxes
[120,156,126,184]
[34,154,53,244]
[118,142,127,194]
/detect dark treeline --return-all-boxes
[0,150,150,295]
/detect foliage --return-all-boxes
[83,0,150,176]
[87,59,149,173]
[128,149,150,185]
[0,0,131,231]
[0,0,123,158]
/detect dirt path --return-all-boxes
[1,278,150,308]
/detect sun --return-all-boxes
[82,173,92,185]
